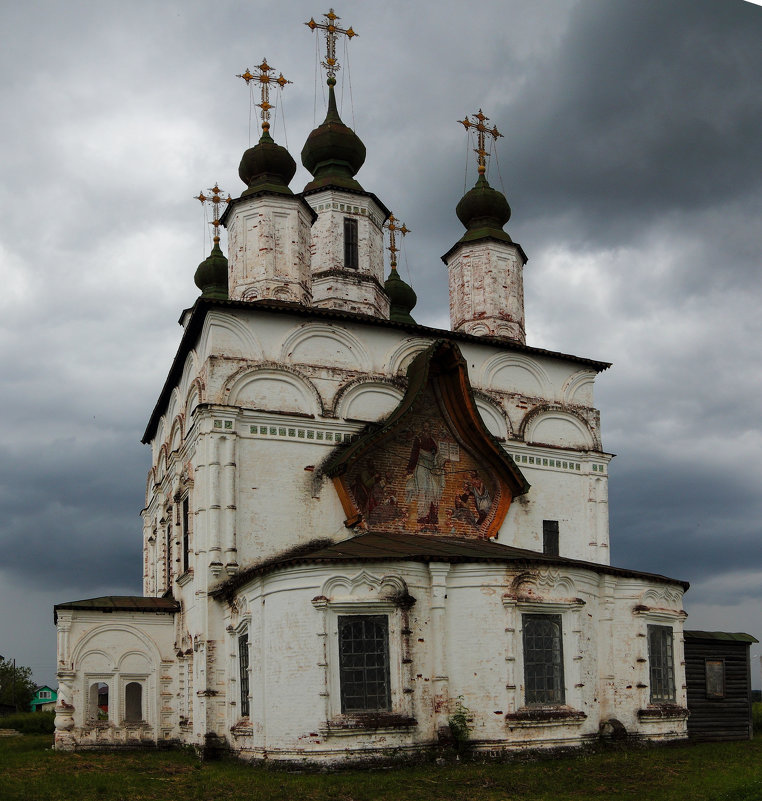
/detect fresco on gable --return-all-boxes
[344,388,500,537]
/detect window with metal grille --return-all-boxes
[647,624,675,703]
[238,633,250,717]
[338,615,390,713]
[344,217,359,269]
[542,520,559,556]
[522,614,565,705]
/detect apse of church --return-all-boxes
[53,9,690,761]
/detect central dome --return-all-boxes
[239,126,297,197]
[301,80,365,192]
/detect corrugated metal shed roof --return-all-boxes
[210,531,689,600]
[684,630,758,643]
[54,595,180,624]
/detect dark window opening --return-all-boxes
[125,682,143,722]
[344,217,359,270]
[182,497,190,574]
[523,614,565,705]
[542,520,559,556]
[239,633,250,717]
[648,624,676,702]
[705,658,725,699]
[338,615,390,713]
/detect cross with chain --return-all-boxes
[237,59,292,133]
[305,8,357,81]
[459,109,503,175]
[195,183,232,241]
[384,213,410,269]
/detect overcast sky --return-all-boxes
[1,0,761,691]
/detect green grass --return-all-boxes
[3,734,762,800]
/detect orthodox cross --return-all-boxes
[305,8,357,81]
[195,183,232,242]
[459,109,503,175]
[384,213,410,270]
[237,59,292,133]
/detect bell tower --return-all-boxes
[443,110,527,342]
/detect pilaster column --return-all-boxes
[428,562,451,732]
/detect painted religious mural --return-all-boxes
[343,387,500,537]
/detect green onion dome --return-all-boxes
[301,79,366,192]
[194,237,228,300]
[384,266,417,325]
[455,173,513,245]
[239,124,296,197]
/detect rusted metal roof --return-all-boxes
[684,630,758,643]
[211,531,689,600]
[54,595,180,624]
[142,298,611,443]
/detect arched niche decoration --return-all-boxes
[166,388,181,434]
[280,323,371,371]
[562,370,596,406]
[521,405,598,450]
[199,311,264,361]
[224,365,324,417]
[333,379,405,423]
[169,415,185,454]
[385,337,431,376]
[178,349,199,401]
[473,392,510,440]
[70,624,163,672]
[480,353,552,398]
[185,378,205,421]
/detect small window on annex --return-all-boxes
[338,615,390,713]
[88,682,109,720]
[705,658,725,699]
[647,624,676,703]
[238,633,250,717]
[124,682,143,722]
[344,217,359,270]
[522,614,565,705]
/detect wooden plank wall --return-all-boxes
[685,638,753,741]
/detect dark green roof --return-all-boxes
[684,630,759,643]
[54,596,179,624]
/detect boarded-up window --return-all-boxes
[239,633,250,717]
[706,659,725,699]
[542,520,559,556]
[523,614,565,705]
[648,625,676,703]
[344,218,359,269]
[338,615,390,713]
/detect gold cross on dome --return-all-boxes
[237,59,292,132]
[459,109,503,175]
[195,183,232,240]
[383,213,410,269]
[305,8,357,81]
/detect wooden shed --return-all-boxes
[684,630,758,741]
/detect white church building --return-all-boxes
[53,11,690,762]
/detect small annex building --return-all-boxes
[54,11,692,762]
[684,631,758,742]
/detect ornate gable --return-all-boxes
[325,340,529,538]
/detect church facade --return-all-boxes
[53,12,690,762]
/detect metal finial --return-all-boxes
[195,183,232,241]
[305,8,357,82]
[384,213,411,270]
[459,109,503,175]
[237,59,292,132]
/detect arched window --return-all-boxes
[89,682,109,720]
[124,682,143,723]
